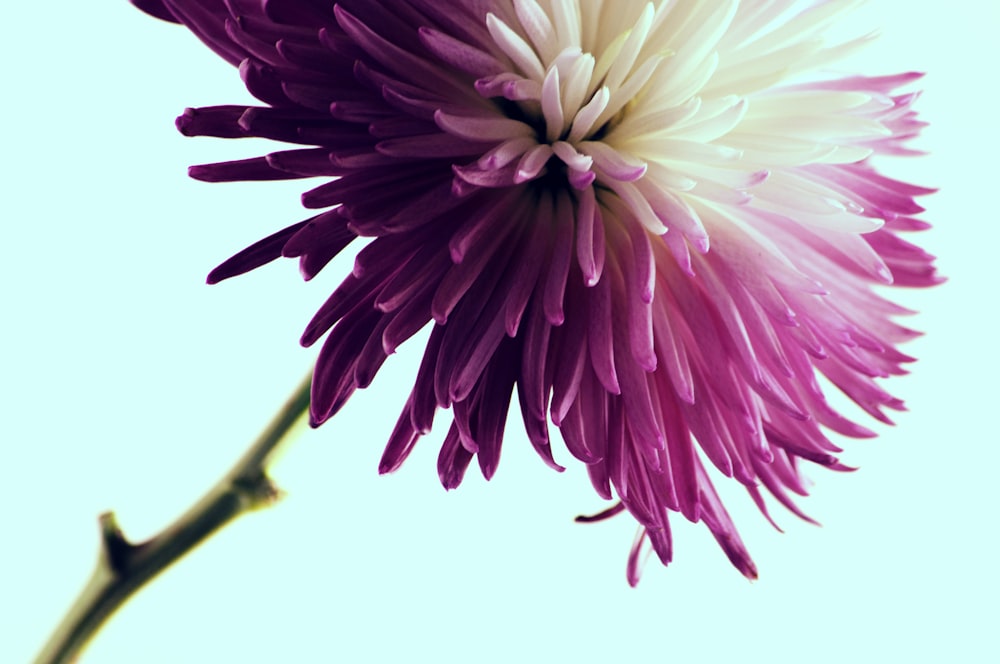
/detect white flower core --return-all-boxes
[462,0,892,251]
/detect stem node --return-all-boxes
[34,371,312,664]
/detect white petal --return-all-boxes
[567,86,610,142]
[513,0,559,64]
[578,141,646,181]
[635,137,743,164]
[752,198,883,233]
[594,53,667,129]
[552,140,593,172]
[609,96,702,142]
[671,95,747,143]
[603,180,668,235]
[720,133,836,166]
[604,3,655,91]
[486,13,546,81]
[516,143,554,182]
[541,67,565,141]
[561,52,595,120]
[478,136,538,169]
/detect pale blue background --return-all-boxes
[2,2,996,662]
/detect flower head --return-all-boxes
[135,0,938,584]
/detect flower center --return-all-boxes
[475,1,665,190]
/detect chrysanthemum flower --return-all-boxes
[134,0,938,584]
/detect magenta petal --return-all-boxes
[542,191,574,325]
[418,27,506,77]
[586,271,621,395]
[131,0,180,23]
[379,397,421,474]
[437,423,474,489]
[207,220,308,284]
[189,156,306,182]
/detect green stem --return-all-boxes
[34,371,313,664]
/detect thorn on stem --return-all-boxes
[232,473,285,512]
[98,512,138,574]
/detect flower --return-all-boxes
[134,0,938,584]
